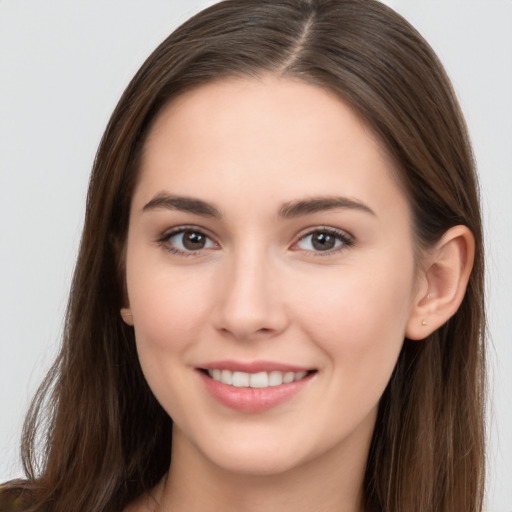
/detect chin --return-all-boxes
[205,445,308,477]
[193,423,350,479]
[176,423,310,477]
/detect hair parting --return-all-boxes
[1,2,485,511]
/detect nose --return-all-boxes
[212,249,289,340]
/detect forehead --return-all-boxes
[135,75,409,223]
[144,75,385,162]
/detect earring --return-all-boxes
[422,293,432,326]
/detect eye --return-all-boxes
[159,227,218,255]
[294,228,354,253]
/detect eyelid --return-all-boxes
[291,226,355,255]
[156,225,219,256]
[155,224,354,257]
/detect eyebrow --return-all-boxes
[278,196,376,218]
[142,192,221,217]
[142,192,375,219]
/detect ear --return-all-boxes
[406,225,475,340]
[120,307,134,326]
[110,234,133,326]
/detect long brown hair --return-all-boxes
[3,1,485,511]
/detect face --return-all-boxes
[123,76,421,476]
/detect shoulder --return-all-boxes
[0,484,35,512]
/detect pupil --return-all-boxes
[312,233,335,251]
[183,232,205,250]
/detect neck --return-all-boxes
[159,421,373,512]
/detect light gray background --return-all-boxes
[1,1,511,510]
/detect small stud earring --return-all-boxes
[421,319,428,326]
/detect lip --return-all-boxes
[199,360,313,373]
[197,361,316,413]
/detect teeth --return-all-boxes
[232,371,250,387]
[268,371,283,386]
[294,371,307,381]
[283,372,295,384]
[220,369,232,385]
[249,371,268,388]
[206,369,310,388]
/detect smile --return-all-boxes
[206,369,309,388]
[198,363,317,412]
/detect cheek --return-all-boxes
[291,255,415,380]
[126,265,215,422]
[126,259,213,359]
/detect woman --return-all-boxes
[0,0,486,511]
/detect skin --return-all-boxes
[121,75,447,512]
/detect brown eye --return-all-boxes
[166,229,216,253]
[182,231,207,250]
[295,229,353,253]
[311,232,336,251]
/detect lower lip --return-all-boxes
[198,371,314,413]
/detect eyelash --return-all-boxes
[157,225,218,257]
[293,227,355,256]
[157,226,355,257]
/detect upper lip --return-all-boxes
[198,360,315,373]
